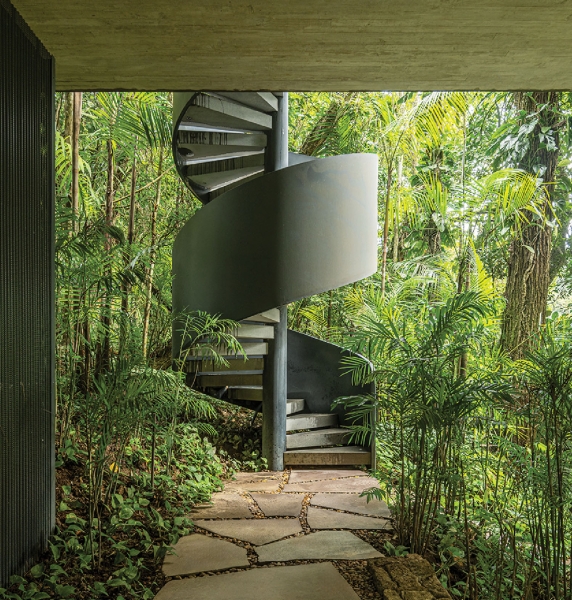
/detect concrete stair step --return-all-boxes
[218,92,279,113]
[183,92,273,131]
[228,386,263,401]
[286,413,338,432]
[178,130,268,148]
[198,373,263,387]
[286,398,305,415]
[286,428,351,450]
[243,308,281,324]
[283,446,372,466]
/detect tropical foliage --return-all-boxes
[290,91,572,599]
[4,90,572,599]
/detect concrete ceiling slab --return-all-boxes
[9,0,572,91]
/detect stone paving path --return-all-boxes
[156,468,393,600]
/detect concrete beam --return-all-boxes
[9,0,572,91]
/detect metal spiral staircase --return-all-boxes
[171,92,378,469]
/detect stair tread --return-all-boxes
[198,374,262,387]
[286,413,339,432]
[287,413,337,420]
[287,427,349,433]
[286,428,351,450]
[218,92,278,113]
[284,446,369,454]
[188,166,264,192]
[178,131,268,147]
[179,145,265,165]
[243,308,281,324]
[235,323,275,340]
[286,398,305,415]
[183,93,273,131]
[228,387,263,401]
[186,341,268,358]
[283,446,371,466]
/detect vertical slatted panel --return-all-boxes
[0,0,55,585]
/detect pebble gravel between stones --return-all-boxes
[159,468,399,600]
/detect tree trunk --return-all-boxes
[121,144,137,320]
[381,165,393,296]
[500,92,560,358]
[71,92,82,232]
[63,92,74,141]
[98,138,115,373]
[142,150,164,359]
[104,138,115,249]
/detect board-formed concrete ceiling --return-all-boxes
[10,0,572,92]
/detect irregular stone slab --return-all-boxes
[288,469,368,484]
[231,471,281,482]
[251,493,304,517]
[311,493,391,518]
[189,493,253,520]
[283,476,379,493]
[368,554,451,599]
[225,479,281,493]
[194,518,302,545]
[155,562,360,600]
[256,530,382,562]
[307,507,392,530]
[163,534,249,576]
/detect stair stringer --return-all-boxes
[172,153,378,356]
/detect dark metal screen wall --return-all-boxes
[0,0,55,585]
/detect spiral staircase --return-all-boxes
[171,92,378,469]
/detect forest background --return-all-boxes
[2,91,572,599]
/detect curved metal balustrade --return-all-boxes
[172,91,378,467]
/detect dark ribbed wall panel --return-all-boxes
[0,0,55,585]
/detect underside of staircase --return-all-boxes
[171,92,378,468]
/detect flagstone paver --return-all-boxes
[307,506,392,530]
[225,479,282,493]
[194,518,303,545]
[189,492,254,520]
[250,492,304,517]
[256,530,383,562]
[288,469,368,483]
[155,562,361,600]
[311,492,391,517]
[283,476,379,494]
[163,534,249,576]
[231,471,281,482]
[160,469,395,600]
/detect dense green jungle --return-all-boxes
[2,91,572,599]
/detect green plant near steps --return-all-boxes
[337,287,572,599]
[0,430,222,599]
[1,306,243,600]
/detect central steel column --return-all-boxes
[262,93,288,470]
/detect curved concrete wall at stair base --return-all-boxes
[287,330,375,430]
[172,153,378,356]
